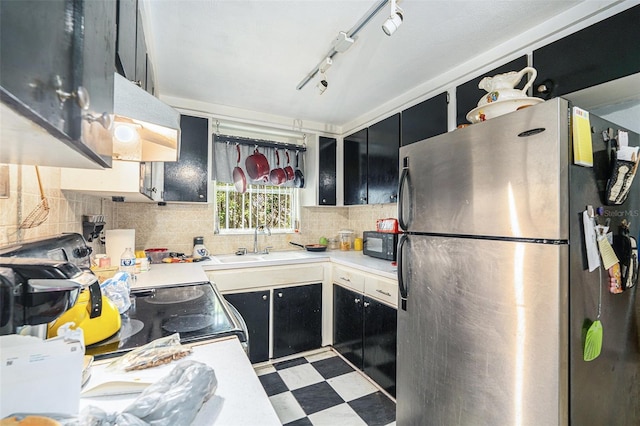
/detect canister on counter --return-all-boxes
[354,237,363,251]
[339,229,355,251]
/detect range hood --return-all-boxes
[112,73,181,162]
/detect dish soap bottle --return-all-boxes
[119,247,136,274]
[193,236,209,259]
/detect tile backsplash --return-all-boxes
[0,165,105,248]
[1,164,397,257]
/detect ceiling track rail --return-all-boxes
[296,0,389,90]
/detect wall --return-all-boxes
[0,165,397,258]
[0,165,105,248]
[110,202,396,255]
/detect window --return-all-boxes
[215,182,297,234]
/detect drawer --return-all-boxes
[332,265,365,293]
[207,264,324,292]
[364,276,398,308]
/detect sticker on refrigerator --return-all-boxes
[572,106,593,167]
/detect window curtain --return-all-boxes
[213,134,306,188]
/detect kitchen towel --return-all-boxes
[106,229,136,264]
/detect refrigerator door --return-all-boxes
[397,234,569,425]
[568,113,640,425]
[398,98,569,240]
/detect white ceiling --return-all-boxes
[143,1,625,130]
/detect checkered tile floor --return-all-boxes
[255,349,396,426]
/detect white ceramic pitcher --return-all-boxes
[476,66,537,107]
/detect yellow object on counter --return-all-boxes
[354,237,363,251]
[47,290,121,345]
[135,250,146,258]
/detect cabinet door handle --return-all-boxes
[340,276,351,282]
[199,194,204,199]
[54,76,90,110]
[278,292,283,298]
[354,298,360,304]
[84,111,112,130]
[262,295,268,300]
[363,301,370,308]
[376,289,391,297]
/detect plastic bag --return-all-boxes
[108,334,192,372]
[81,360,217,426]
[100,272,132,314]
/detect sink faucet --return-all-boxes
[253,225,271,254]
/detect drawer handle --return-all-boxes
[340,276,351,282]
[363,301,370,307]
[354,298,361,304]
[376,289,391,297]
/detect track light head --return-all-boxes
[382,1,403,36]
[316,76,328,95]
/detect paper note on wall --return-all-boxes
[572,106,593,167]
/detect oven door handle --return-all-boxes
[131,289,156,297]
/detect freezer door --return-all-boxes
[398,98,569,240]
[397,235,569,425]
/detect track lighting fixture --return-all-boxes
[296,0,389,91]
[319,57,333,73]
[316,72,328,95]
[382,0,403,36]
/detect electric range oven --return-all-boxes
[0,233,249,360]
[86,281,248,360]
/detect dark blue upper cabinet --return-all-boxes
[533,5,640,99]
[368,113,400,204]
[401,92,448,146]
[318,136,337,205]
[163,115,209,203]
[344,128,369,205]
[1,0,115,168]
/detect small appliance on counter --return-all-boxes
[0,258,83,337]
[363,231,399,261]
[0,233,122,344]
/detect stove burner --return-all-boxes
[91,318,145,348]
[143,288,204,304]
[162,314,215,333]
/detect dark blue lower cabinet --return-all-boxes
[333,284,397,397]
[273,283,322,359]
[224,290,270,364]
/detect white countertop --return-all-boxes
[132,262,210,289]
[79,336,280,426]
[200,249,398,280]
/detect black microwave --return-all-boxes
[363,231,399,261]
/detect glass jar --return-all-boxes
[338,230,355,251]
[328,238,340,250]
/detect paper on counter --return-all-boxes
[0,332,84,417]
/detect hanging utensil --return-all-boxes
[245,146,270,181]
[284,149,295,181]
[294,150,305,188]
[269,148,287,186]
[583,267,603,361]
[19,166,50,229]
[232,144,247,193]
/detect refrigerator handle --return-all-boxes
[398,233,408,311]
[398,157,410,231]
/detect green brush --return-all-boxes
[583,268,603,361]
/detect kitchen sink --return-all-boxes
[210,250,323,266]
[217,255,265,263]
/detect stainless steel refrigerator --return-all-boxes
[396,98,639,425]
